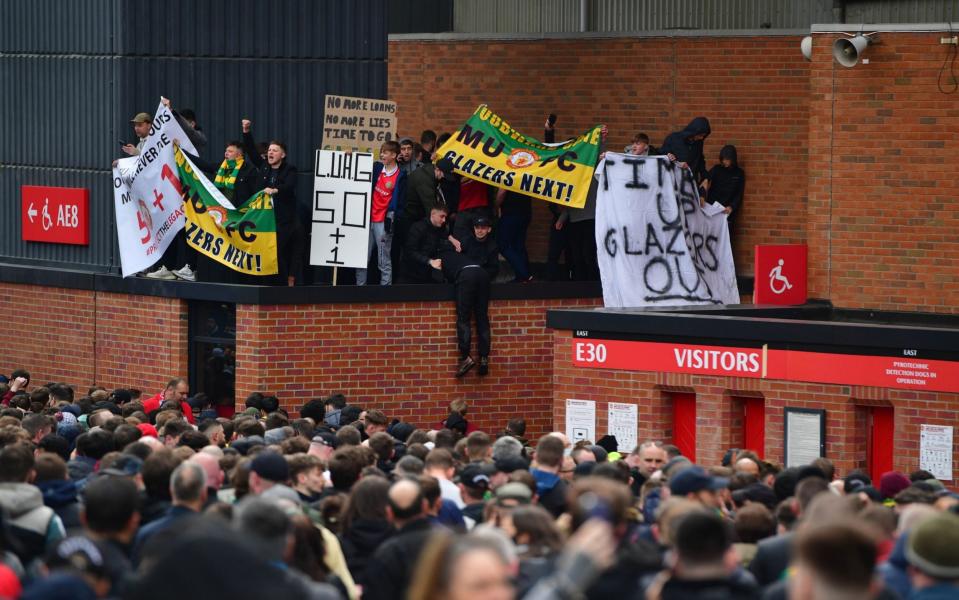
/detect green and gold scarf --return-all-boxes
[214,157,244,189]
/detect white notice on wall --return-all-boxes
[920,424,953,481]
[607,402,638,454]
[565,399,596,444]
[785,411,823,467]
[310,150,375,269]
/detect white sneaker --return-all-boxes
[145,266,176,280]
[172,264,196,282]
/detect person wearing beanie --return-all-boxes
[905,513,959,598]
[880,471,912,502]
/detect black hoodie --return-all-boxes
[339,518,394,587]
[706,144,745,222]
[661,116,711,182]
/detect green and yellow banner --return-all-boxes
[435,105,602,209]
[173,146,278,275]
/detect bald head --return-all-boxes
[735,457,760,477]
[387,479,425,524]
[189,452,224,490]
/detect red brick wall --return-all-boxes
[553,330,959,485]
[807,32,959,312]
[0,284,96,389]
[236,297,599,436]
[389,35,810,272]
[0,284,188,395]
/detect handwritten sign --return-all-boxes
[595,154,738,308]
[309,150,374,269]
[321,94,397,154]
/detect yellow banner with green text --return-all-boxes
[435,105,601,209]
[173,146,278,276]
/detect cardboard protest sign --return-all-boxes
[112,102,196,276]
[321,94,397,153]
[435,105,602,209]
[595,153,738,307]
[309,150,375,269]
[174,146,278,276]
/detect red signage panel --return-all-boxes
[20,185,89,245]
[754,244,807,305]
[573,338,959,393]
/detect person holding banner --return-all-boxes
[357,141,407,286]
[661,116,712,184]
[242,120,301,286]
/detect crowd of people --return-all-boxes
[0,369,955,599]
[122,104,746,289]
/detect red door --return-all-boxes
[868,406,894,483]
[743,397,766,459]
[671,392,697,463]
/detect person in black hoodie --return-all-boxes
[661,116,712,184]
[442,216,499,377]
[704,145,745,229]
[338,476,394,588]
[242,119,301,286]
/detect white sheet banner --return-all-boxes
[112,102,197,276]
[595,153,738,307]
[309,150,374,269]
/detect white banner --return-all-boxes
[595,154,738,308]
[309,150,374,269]
[112,102,197,276]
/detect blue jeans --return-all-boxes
[497,214,531,281]
[356,221,392,285]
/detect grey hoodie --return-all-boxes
[0,482,65,562]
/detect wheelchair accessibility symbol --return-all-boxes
[768,259,793,295]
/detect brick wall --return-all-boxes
[0,284,96,389]
[807,32,959,312]
[236,297,599,436]
[389,35,810,272]
[0,284,189,396]
[553,330,959,485]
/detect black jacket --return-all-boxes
[404,218,448,283]
[748,532,794,587]
[404,164,440,222]
[440,235,498,282]
[654,574,759,600]
[242,131,298,225]
[706,146,745,220]
[338,518,394,588]
[661,117,711,183]
[361,518,435,600]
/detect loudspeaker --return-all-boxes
[833,35,870,67]
[800,36,813,61]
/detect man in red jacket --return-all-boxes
[142,378,195,424]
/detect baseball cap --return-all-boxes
[311,431,337,448]
[906,513,959,579]
[130,112,151,124]
[495,482,533,505]
[669,465,729,496]
[455,463,494,490]
[250,451,289,483]
[473,216,492,228]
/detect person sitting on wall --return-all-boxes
[394,158,456,281]
[402,204,451,284]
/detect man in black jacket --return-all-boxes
[661,116,712,184]
[402,204,450,284]
[442,216,499,377]
[242,119,301,286]
[362,479,435,600]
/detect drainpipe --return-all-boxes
[580,0,589,32]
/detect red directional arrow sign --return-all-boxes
[21,185,89,245]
